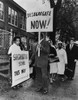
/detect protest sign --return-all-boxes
[11,51,29,87]
[27,8,53,57]
[27,9,53,32]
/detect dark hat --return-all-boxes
[74,41,78,44]
[57,41,62,44]
[70,37,75,40]
[13,36,20,42]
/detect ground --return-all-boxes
[0,64,78,100]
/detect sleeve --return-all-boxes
[41,41,50,54]
[53,47,57,56]
[64,50,68,64]
[74,46,78,60]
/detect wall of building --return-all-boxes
[0,0,27,55]
[0,0,26,36]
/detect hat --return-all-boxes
[70,37,75,40]
[57,41,62,44]
[75,41,78,44]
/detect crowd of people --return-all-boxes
[30,33,78,94]
[8,34,78,94]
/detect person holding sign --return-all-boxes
[35,33,50,94]
[8,36,22,89]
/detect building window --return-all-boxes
[0,1,4,20]
[0,34,4,47]
[15,11,18,26]
[8,7,11,23]
[12,9,14,25]
[20,15,26,30]
[8,7,18,26]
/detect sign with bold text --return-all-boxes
[11,51,29,87]
[27,9,53,32]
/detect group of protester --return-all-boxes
[8,33,78,94]
[30,33,78,94]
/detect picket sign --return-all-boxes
[27,8,53,56]
[11,51,30,87]
[27,8,53,32]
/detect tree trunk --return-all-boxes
[49,0,62,44]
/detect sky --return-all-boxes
[14,0,50,11]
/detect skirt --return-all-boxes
[49,63,58,74]
[57,62,65,74]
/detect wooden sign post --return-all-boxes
[38,32,41,57]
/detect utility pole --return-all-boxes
[49,0,62,44]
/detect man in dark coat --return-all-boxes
[35,33,50,94]
[65,37,78,80]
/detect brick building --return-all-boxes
[0,0,28,77]
[0,0,26,35]
[0,0,27,55]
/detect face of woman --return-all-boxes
[58,44,62,49]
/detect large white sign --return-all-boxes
[11,51,30,87]
[27,9,53,32]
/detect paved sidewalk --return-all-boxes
[0,66,78,100]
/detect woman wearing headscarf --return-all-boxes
[57,41,67,81]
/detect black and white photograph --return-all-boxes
[0,0,78,100]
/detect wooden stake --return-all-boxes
[38,32,40,57]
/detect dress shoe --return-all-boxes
[35,87,43,92]
[42,89,48,94]
[17,84,23,88]
[61,78,65,81]
[69,77,73,80]
[12,86,18,90]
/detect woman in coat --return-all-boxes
[57,41,67,81]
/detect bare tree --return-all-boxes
[48,0,62,44]
[56,0,77,41]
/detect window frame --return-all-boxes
[0,1,4,21]
[0,34,4,47]
[20,14,26,30]
[8,7,18,27]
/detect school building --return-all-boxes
[0,0,34,55]
[0,0,34,77]
[0,0,26,34]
